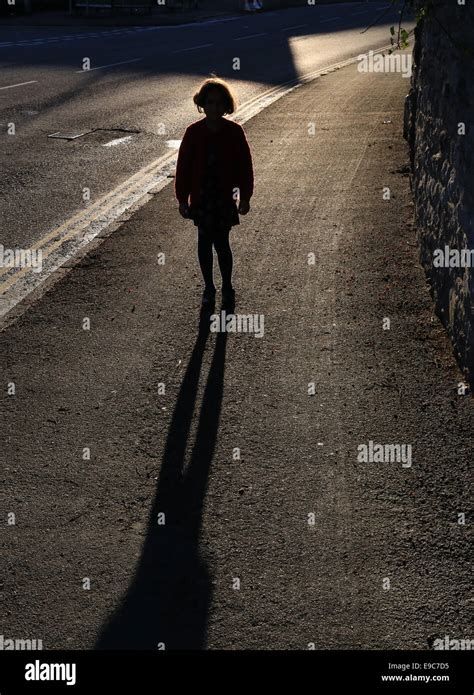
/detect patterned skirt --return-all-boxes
[190,195,240,231]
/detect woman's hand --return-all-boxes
[179,202,190,218]
[238,200,250,215]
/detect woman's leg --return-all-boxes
[197,226,215,290]
[213,227,233,290]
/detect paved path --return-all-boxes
[1,51,472,650]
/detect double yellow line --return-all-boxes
[0,148,177,296]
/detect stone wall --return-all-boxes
[404,1,474,385]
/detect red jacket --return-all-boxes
[175,117,254,207]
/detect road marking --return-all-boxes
[320,17,339,23]
[75,57,142,73]
[0,44,394,325]
[0,15,244,48]
[281,24,308,31]
[0,80,38,91]
[209,15,243,21]
[103,135,134,147]
[352,9,370,14]
[172,43,214,53]
[234,32,267,41]
[0,150,178,294]
[186,15,242,26]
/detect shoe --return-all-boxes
[201,287,216,307]
[221,286,235,310]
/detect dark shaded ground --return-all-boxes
[1,57,472,649]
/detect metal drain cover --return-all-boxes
[48,131,91,140]
[48,128,139,143]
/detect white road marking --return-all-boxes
[75,57,142,73]
[0,80,38,91]
[281,24,308,31]
[234,32,267,41]
[166,15,242,29]
[200,15,242,25]
[352,9,370,14]
[103,135,134,147]
[0,14,245,48]
[320,17,339,23]
[165,140,182,149]
[172,43,214,53]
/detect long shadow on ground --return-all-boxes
[96,310,227,649]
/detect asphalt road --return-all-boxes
[1,40,471,650]
[1,2,404,252]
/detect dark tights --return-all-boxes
[197,225,233,291]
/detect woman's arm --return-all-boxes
[175,126,194,207]
[236,126,254,206]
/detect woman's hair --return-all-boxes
[193,76,238,115]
